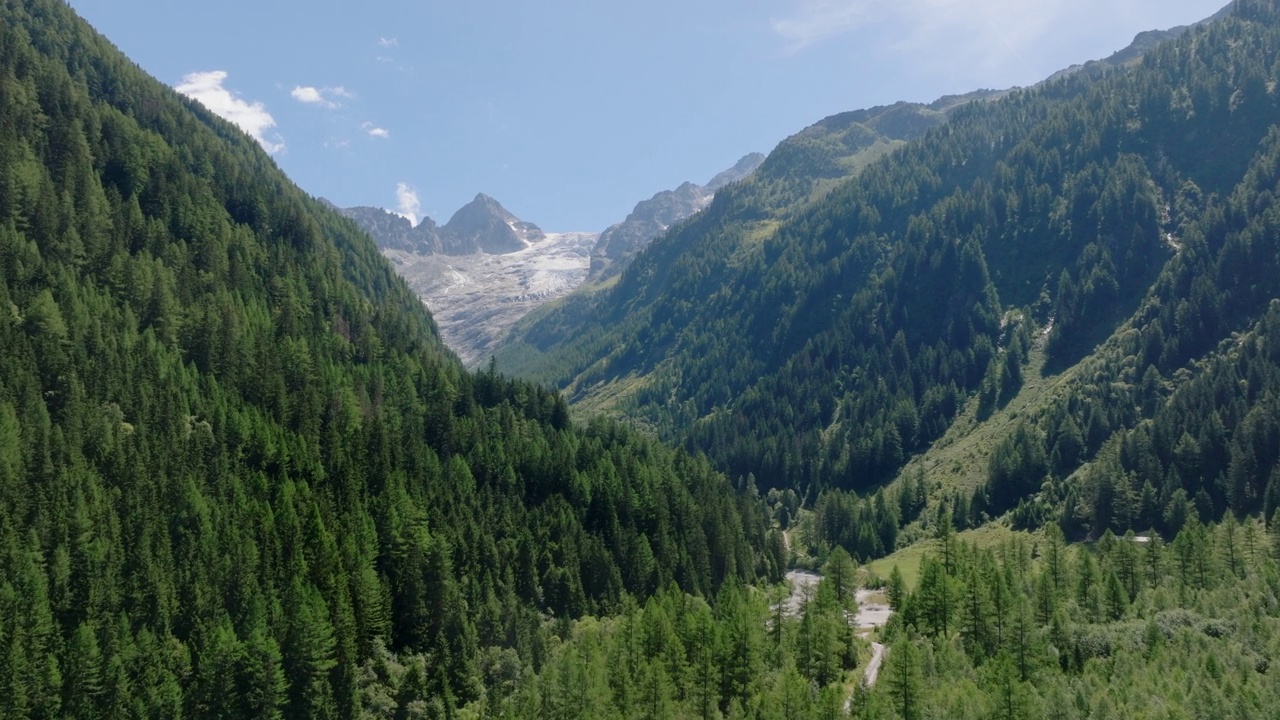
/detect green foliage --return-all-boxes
[0,2,762,716]
[497,1,1280,544]
[873,515,1280,719]
[479,576,866,719]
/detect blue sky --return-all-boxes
[68,0,1227,232]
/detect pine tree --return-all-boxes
[1104,571,1127,621]
[61,622,104,720]
[887,640,923,720]
[283,585,338,720]
[821,546,857,612]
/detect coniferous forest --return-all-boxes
[502,516,1280,720]
[10,0,1280,717]
[499,0,1280,560]
[0,2,762,716]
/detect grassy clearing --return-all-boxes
[568,372,653,423]
[862,522,1037,591]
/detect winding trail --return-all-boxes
[853,589,892,690]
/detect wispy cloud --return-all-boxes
[291,85,353,109]
[771,0,877,53]
[363,122,390,139]
[176,71,283,153]
[377,37,398,47]
[770,0,1084,75]
[394,183,420,224]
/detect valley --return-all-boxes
[4,0,1280,718]
[342,155,765,366]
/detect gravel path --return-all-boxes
[854,589,892,631]
[862,641,887,688]
[846,588,893,711]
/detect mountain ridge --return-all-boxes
[590,152,766,281]
[492,0,1280,559]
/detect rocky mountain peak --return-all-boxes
[442,193,545,254]
[707,152,767,191]
[589,153,765,281]
[335,203,443,254]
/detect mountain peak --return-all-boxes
[707,152,766,190]
[590,153,763,281]
[442,193,544,254]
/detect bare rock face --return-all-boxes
[337,193,542,257]
[383,232,599,366]
[338,205,443,254]
[590,153,765,281]
[707,152,768,191]
[441,193,545,255]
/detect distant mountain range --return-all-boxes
[490,1,1280,557]
[331,192,544,256]
[336,4,1233,371]
[333,154,766,365]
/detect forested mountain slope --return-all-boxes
[496,2,1280,553]
[496,515,1280,720]
[0,1,764,717]
[494,88,1004,386]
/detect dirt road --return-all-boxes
[853,589,891,687]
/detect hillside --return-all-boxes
[490,514,1280,719]
[0,1,763,717]
[588,152,766,282]
[492,1,1280,557]
[494,88,1005,386]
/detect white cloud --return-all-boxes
[291,85,326,104]
[769,0,1228,74]
[378,37,398,47]
[394,183,420,224]
[362,121,390,138]
[291,85,353,109]
[768,0,1090,74]
[176,70,284,153]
